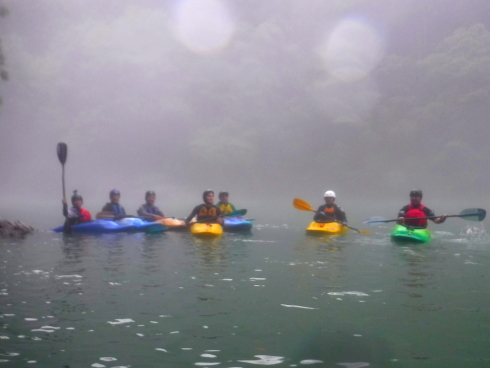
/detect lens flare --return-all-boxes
[172,0,236,54]
[321,17,385,82]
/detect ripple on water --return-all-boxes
[300,360,323,364]
[237,355,284,365]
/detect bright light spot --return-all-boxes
[321,17,385,82]
[172,0,235,54]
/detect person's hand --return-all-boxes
[439,214,447,223]
[397,217,404,224]
[62,199,67,204]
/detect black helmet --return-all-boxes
[71,190,83,204]
[202,189,214,202]
[410,189,423,198]
[145,190,156,198]
[218,191,229,198]
[110,189,120,197]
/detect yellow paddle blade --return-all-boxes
[293,198,315,212]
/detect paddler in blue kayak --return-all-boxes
[216,192,237,217]
[62,190,92,232]
[137,191,165,221]
[101,189,126,219]
[185,190,223,225]
[314,190,347,224]
[397,189,447,228]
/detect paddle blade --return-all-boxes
[459,208,486,221]
[363,216,389,225]
[293,198,314,212]
[57,142,68,165]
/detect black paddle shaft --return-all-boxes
[57,143,68,199]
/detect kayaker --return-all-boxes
[62,190,92,232]
[185,190,223,225]
[137,191,165,221]
[216,192,237,217]
[101,189,126,219]
[314,190,347,224]
[397,189,447,228]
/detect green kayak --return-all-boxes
[391,224,431,243]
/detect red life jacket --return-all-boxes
[80,208,92,222]
[405,203,427,227]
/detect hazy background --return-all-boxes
[1,0,489,228]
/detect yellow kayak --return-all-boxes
[305,221,348,235]
[190,223,223,236]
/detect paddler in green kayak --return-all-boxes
[314,190,347,224]
[137,191,166,221]
[216,191,237,217]
[397,189,447,228]
[185,190,223,225]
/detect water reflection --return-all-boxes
[397,247,439,312]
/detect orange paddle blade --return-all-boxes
[293,198,315,212]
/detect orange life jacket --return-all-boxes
[198,206,217,219]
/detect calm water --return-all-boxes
[1,223,489,368]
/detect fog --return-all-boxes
[1,0,489,228]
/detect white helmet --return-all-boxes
[324,190,336,198]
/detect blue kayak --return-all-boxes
[52,218,167,234]
[223,217,253,232]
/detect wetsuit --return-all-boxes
[314,204,347,223]
[137,204,165,219]
[398,204,435,228]
[185,204,222,224]
[216,202,236,216]
[102,202,126,216]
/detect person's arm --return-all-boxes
[102,203,112,212]
[155,206,165,218]
[397,206,408,224]
[137,204,154,219]
[216,207,223,225]
[314,206,325,222]
[230,203,236,212]
[337,207,347,224]
[62,199,68,217]
[425,207,447,224]
[185,206,199,224]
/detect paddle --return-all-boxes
[57,142,68,199]
[293,198,369,234]
[363,208,486,225]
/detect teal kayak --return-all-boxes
[391,224,431,243]
[223,217,253,232]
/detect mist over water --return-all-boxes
[1,0,489,229]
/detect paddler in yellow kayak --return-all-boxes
[137,191,166,221]
[216,191,237,217]
[314,190,347,224]
[185,190,223,225]
[397,189,446,228]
